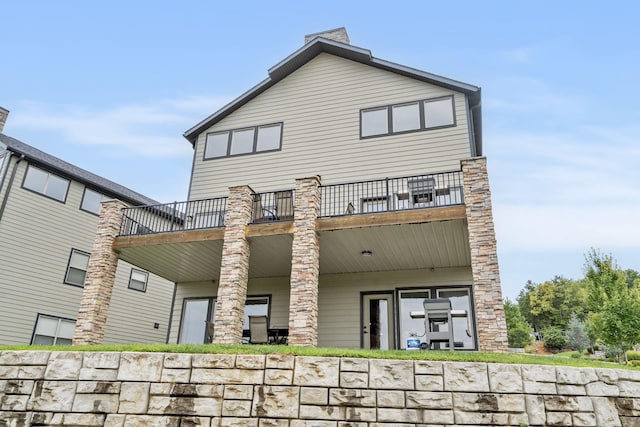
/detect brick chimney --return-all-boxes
[0,107,8,133]
[304,27,350,45]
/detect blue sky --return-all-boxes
[2,1,638,299]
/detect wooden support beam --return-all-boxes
[113,228,225,250]
[316,205,467,231]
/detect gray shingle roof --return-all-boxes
[0,133,159,206]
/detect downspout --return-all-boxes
[469,103,481,157]
[0,153,25,222]
[0,152,13,194]
[165,282,177,344]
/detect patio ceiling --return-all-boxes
[115,217,470,283]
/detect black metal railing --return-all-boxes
[251,189,295,223]
[119,197,228,236]
[320,171,463,218]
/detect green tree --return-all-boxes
[517,277,587,332]
[565,313,589,352]
[504,299,533,348]
[584,249,640,363]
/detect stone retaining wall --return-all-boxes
[1,351,639,426]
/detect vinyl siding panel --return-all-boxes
[0,159,174,344]
[169,267,472,347]
[189,53,472,199]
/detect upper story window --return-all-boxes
[360,95,455,138]
[64,249,90,287]
[204,123,283,160]
[80,188,109,215]
[22,165,70,202]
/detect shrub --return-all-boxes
[543,326,567,350]
[626,350,640,361]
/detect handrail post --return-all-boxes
[170,201,177,231]
[385,177,390,211]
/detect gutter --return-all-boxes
[0,154,25,221]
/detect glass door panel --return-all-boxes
[437,288,474,349]
[179,299,210,344]
[362,293,394,350]
[398,289,431,349]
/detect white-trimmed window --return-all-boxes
[360,95,455,138]
[204,123,283,159]
[64,249,90,287]
[80,188,109,215]
[32,314,75,345]
[22,165,70,202]
[128,268,149,292]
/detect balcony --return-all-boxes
[320,171,463,217]
[113,171,469,283]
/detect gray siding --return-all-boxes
[189,53,472,199]
[169,267,471,347]
[0,158,174,345]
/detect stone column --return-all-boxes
[213,185,253,344]
[73,200,126,345]
[288,176,321,346]
[461,157,509,353]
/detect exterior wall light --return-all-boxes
[361,250,373,257]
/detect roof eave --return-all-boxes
[183,37,483,146]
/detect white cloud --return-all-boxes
[489,125,640,253]
[9,96,231,157]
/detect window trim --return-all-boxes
[64,248,90,287]
[360,95,456,139]
[21,164,71,203]
[80,187,109,216]
[128,268,149,292]
[30,313,76,346]
[203,122,283,160]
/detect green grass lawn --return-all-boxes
[1,343,637,370]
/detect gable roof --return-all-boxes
[0,133,159,206]
[183,37,483,154]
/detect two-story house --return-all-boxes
[74,29,508,352]
[0,107,175,345]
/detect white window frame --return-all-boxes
[32,314,76,345]
[22,164,70,203]
[128,268,149,292]
[64,249,90,287]
[204,122,283,160]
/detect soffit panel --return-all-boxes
[319,219,470,274]
[118,240,223,283]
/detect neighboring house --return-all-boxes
[75,28,508,352]
[0,108,175,345]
